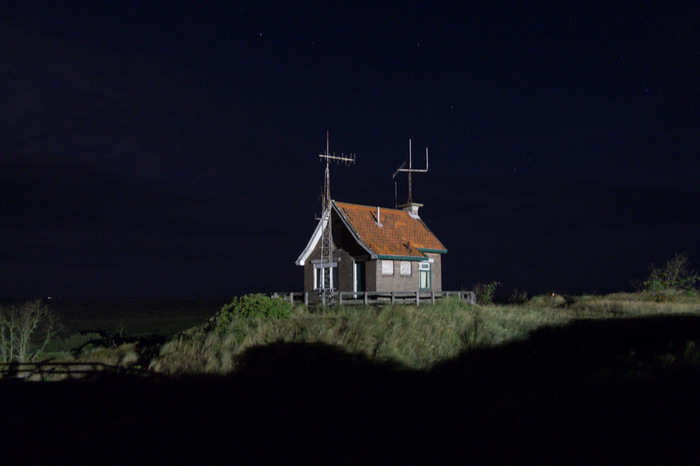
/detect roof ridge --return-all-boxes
[334,200,405,213]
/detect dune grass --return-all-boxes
[9,292,699,464]
[149,293,700,375]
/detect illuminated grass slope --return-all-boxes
[150,293,700,375]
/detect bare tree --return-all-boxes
[0,300,58,362]
[643,252,699,292]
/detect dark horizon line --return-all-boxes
[0,286,642,303]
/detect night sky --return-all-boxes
[2,2,698,299]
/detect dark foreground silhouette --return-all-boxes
[3,315,700,465]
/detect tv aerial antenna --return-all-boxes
[392,138,429,205]
[317,131,355,304]
[319,130,356,212]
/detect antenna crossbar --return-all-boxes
[319,130,356,164]
[392,139,430,204]
[395,139,428,174]
[319,153,356,163]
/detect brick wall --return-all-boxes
[370,255,443,292]
[304,262,314,292]
[302,240,357,293]
[337,249,354,292]
[365,260,377,292]
[300,235,444,293]
[374,259,414,292]
[428,253,442,292]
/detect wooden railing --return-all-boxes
[270,290,476,307]
[0,362,158,381]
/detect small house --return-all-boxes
[296,201,447,295]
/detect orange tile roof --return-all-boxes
[334,201,446,258]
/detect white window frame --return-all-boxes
[400,261,412,276]
[419,262,431,289]
[313,262,338,290]
[381,260,394,275]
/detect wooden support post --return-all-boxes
[364,292,368,305]
[339,292,343,305]
[416,291,420,305]
[431,291,435,304]
[391,292,395,304]
[304,292,309,307]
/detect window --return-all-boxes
[400,261,412,276]
[314,263,338,290]
[381,260,394,275]
[419,262,430,289]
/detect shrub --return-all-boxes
[77,343,140,367]
[508,289,528,305]
[460,307,487,349]
[528,293,567,308]
[43,331,106,359]
[474,282,500,305]
[210,294,291,334]
[643,252,699,292]
[562,294,578,307]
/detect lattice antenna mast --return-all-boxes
[318,131,355,304]
[319,131,356,210]
[392,138,429,203]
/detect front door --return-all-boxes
[355,262,365,292]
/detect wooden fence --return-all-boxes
[0,362,158,382]
[270,290,475,307]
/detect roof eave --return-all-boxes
[295,214,327,266]
[376,254,429,261]
[417,247,448,254]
